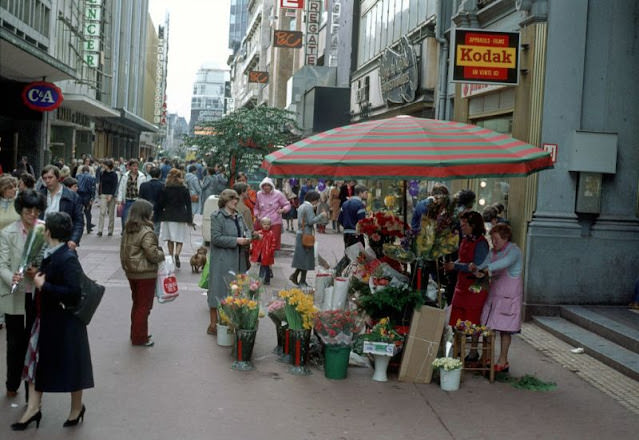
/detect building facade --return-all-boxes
[190,65,228,135]
[0,0,161,173]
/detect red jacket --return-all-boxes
[250,229,276,266]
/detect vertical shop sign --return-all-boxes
[305,0,321,65]
[453,29,520,85]
[327,0,341,67]
[84,0,102,67]
[154,25,167,125]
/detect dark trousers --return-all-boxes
[259,264,271,284]
[79,193,93,232]
[343,233,365,249]
[4,313,29,392]
[128,278,156,345]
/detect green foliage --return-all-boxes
[185,106,300,179]
[356,284,423,326]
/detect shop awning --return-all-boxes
[115,108,158,133]
[0,29,77,82]
[62,94,120,118]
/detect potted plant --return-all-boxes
[278,288,318,375]
[314,310,362,380]
[356,282,423,327]
[432,357,463,391]
[355,318,405,382]
[218,295,260,371]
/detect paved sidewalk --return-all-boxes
[0,210,637,439]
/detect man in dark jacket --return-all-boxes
[97,159,118,236]
[76,166,96,233]
[338,184,368,248]
[139,167,164,235]
[39,165,84,249]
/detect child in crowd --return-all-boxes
[250,217,276,285]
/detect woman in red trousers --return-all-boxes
[120,199,165,347]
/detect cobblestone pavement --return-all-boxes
[520,322,639,415]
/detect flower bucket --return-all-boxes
[277,328,292,363]
[232,329,257,371]
[217,324,234,347]
[324,345,350,380]
[439,368,461,391]
[288,328,311,375]
[273,323,287,355]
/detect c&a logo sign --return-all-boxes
[22,82,64,112]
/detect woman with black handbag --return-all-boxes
[156,168,193,268]
[11,212,94,431]
[289,190,327,287]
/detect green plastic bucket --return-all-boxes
[324,345,351,380]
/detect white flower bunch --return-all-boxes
[432,357,463,371]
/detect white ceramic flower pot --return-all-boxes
[439,367,461,391]
[372,353,392,382]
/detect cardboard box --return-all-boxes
[363,341,400,356]
[398,305,447,383]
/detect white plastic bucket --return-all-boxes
[216,324,234,347]
[439,368,461,391]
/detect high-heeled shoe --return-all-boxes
[63,405,86,427]
[11,410,42,431]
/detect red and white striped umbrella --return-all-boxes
[262,115,553,179]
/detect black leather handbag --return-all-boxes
[70,272,105,326]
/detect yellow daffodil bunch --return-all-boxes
[279,288,317,330]
[218,295,260,330]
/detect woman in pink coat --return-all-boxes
[253,177,290,251]
[470,223,523,373]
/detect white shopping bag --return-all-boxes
[156,256,179,303]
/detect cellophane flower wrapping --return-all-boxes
[11,221,46,294]
[267,299,286,325]
[227,272,263,300]
[314,309,362,346]
[219,296,259,330]
[278,288,317,330]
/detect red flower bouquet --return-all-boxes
[314,310,362,346]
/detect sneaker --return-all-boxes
[133,340,154,347]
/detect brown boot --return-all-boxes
[207,308,217,335]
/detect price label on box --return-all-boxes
[363,341,398,356]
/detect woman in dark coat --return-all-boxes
[156,168,193,269]
[289,190,327,287]
[12,212,93,431]
[207,189,251,335]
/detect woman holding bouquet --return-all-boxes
[289,190,327,287]
[12,212,94,431]
[0,189,46,399]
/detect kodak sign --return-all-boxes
[453,29,520,85]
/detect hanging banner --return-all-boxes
[273,30,303,48]
[453,28,520,85]
[248,71,269,83]
[22,82,64,112]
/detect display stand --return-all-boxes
[452,330,495,383]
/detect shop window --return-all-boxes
[474,116,513,218]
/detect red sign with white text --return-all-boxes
[281,0,303,8]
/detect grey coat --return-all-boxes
[199,174,216,214]
[291,201,325,270]
[208,208,251,308]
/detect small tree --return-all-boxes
[187,106,300,180]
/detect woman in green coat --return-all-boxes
[207,189,251,335]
